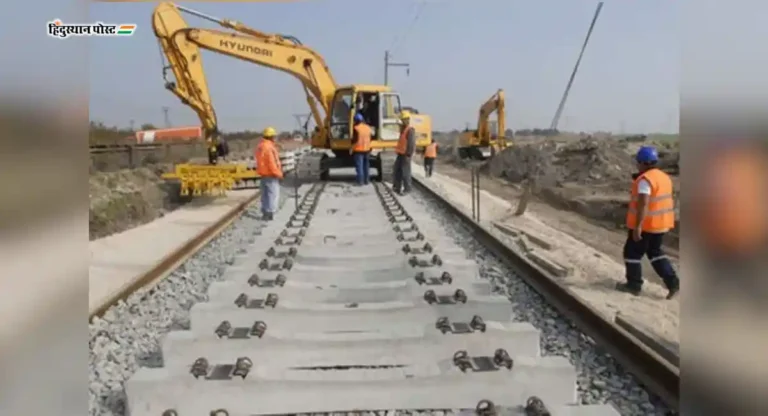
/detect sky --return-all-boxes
[86,0,681,133]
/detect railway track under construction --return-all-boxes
[89,173,679,416]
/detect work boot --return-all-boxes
[615,282,641,296]
[666,287,679,300]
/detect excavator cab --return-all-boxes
[327,86,403,144]
[319,85,430,181]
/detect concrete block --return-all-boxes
[188,297,514,334]
[521,230,556,251]
[516,234,532,253]
[614,314,679,366]
[219,265,475,285]
[206,279,493,304]
[492,221,521,237]
[126,356,577,415]
[525,250,572,278]
[160,321,541,369]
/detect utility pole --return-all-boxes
[549,1,604,131]
[383,50,410,86]
[162,106,171,128]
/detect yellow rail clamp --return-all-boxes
[162,163,261,197]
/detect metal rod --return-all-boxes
[476,169,481,222]
[293,156,299,211]
[471,168,476,220]
[175,4,224,24]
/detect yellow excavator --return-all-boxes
[457,89,511,160]
[152,2,432,181]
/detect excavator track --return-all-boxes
[295,152,327,182]
[376,152,397,183]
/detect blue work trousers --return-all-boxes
[259,177,280,214]
[623,229,679,290]
[353,152,370,185]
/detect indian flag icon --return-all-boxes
[117,24,136,35]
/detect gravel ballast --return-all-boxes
[89,183,669,416]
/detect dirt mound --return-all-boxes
[488,138,635,190]
[89,166,186,240]
[481,138,680,247]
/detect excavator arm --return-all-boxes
[476,88,505,144]
[152,3,218,142]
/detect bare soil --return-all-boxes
[89,165,186,240]
[435,135,681,250]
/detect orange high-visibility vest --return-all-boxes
[626,168,675,232]
[255,138,283,179]
[353,123,372,152]
[424,142,437,158]
[395,127,412,155]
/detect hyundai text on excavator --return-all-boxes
[456,89,511,160]
[152,2,432,181]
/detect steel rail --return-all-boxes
[89,169,678,410]
[412,175,680,411]
[88,191,260,322]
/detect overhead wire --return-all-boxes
[388,0,427,54]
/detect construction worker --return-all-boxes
[350,113,372,185]
[617,145,679,299]
[393,110,415,195]
[423,138,438,178]
[255,127,283,221]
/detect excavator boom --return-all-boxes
[172,27,338,120]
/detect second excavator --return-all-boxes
[152,2,432,181]
[456,89,511,160]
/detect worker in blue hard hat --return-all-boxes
[617,145,679,299]
[350,112,372,185]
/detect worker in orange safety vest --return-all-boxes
[423,138,438,178]
[350,112,372,185]
[392,110,416,195]
[617,145,679,299]
[255,127,283,221]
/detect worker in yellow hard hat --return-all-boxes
[255,127,283,221]
[392,110,415,195]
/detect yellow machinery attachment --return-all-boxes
[161,163,259,196]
